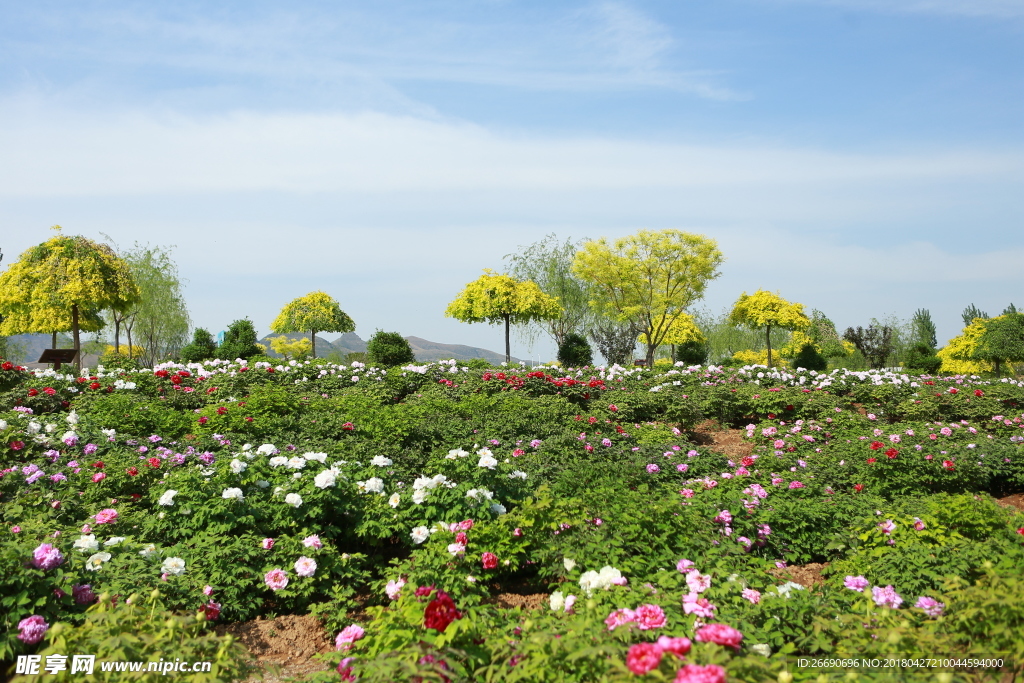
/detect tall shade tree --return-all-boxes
[729,290,810,368]
[0,230,139,370]
[118,244,191,366]
[270,291,355,359]
[445,269,561,364]
[973,312,1024,377]
[572,229,724,366]
[505,234,593,347]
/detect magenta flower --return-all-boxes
[604,607,636,631]
[335,624,365,650]
[788,481,805,489]
[913,517,926,531]
[32,543,64,571]
[676,558,696,574]
[625,642,663,675]
[741,588,761,604]
[871,585,903,609]
[634,604,666,630]
[915,596,944,617]
[18,615,48,644]
[656,636,691,658]
[844,575,869,592]
[682,591,716,618]
[94,508,118,524]
[264,569,289,591]
[73,584,97,605]
[878,520,897,534]
[646,464,660,473]
[261,538,275,550]
[695,623,743,649]
[674,664,726,683]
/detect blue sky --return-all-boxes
[1,0,1021,362]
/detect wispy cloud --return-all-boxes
[776,0,1024,18]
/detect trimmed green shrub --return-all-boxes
[674,339,708,365]
[557,332,593,368]
[216,320,262,361]
[179,328,218,363]
[790,343,827,372]
[366,330,415,366]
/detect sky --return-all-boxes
[1,0,1021,363]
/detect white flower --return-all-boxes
[490,502,507,515]
[303,451,328,463]
[101,428,116,439]
[477,449,498,469]
[0,419,6,430]
[446,448,469,459]
[466,487,494,502]
[285,493,303,508]
[751,644,772,657]
[549,591,565,611]
[412,489,428,504]
[413,475,436,491]
[579,570,600,596]
[161,557,186,575]
[431,474,448,487]
[385,578,406,600]
[388,493,401,508]
[357,477,385,494]
[230,459,247,474]
[139,544,157,557]
[294,556,318,577]
[27,421,41,434]
[509,470,528,479]
[371,455,393,467]
[447,542,466,556]
[158,490,178,506]
[257,444,278,455]
[66,410,79,425]
[257,480,270,488]
[314,470,337,489]
[222,487,244,501]
[411,526,430,544]
[45,423,57,433]
[269,456,288,467]
[287,456,306,469]
[563,558,577,572]
[104,536,126,547]
[86,552,112,571]
[74,534,99,552]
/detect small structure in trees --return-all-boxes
[445,270,561,364]
[270,292,355,359]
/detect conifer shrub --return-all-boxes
[366,330,415,366]
[790,342,828,372]
[179,328,218,363]
[556,332,593,368]
[674,339,708,366]
[216,320,262,361]
[904,342,942,374]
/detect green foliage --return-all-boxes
[843,325,895,369]
[366,330,415,366]
[790,343,827,372]
[674,339,708,365]
[974,312,1024,376]
[903,343,942,373]
[270,291,355,359]
[556,332,593,368]
[961,303,989,327]
[179,328,218,363]
[910,308,937,350]
[588,319,640,367]
[216,319,262,361]
[728,290,809,368]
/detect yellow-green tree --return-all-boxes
[639,312,704,360]
[937,319,991,375]
[728,290,809,368]
[270,291,355,359]
[0,230,140,370]
[269,335,313,361]
[445,269,561,364]
[572,229,724,366]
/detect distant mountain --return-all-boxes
[258,332,519,363]
[4,333,73,364]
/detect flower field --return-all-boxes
[2,357,1023,682]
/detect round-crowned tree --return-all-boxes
[366,330,415,366]
[790,343,828,372]
[674,340,708,366]
[217,319,262,361]
[179,328,218,363]
[270,291,355,359]
[557,332,593,367]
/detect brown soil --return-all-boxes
[487,592,548,610]
[769,562,828,589]
[687,420,753,459]
[997,493,1024,513]
[218,614,333,682]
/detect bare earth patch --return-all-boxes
[487,592,548,610]
[687,420,754,460]
[769,562,829,589]
[997,493,1024,513]
[218,614,332,682]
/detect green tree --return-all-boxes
[973,312,1024,377]
[366,330,415,366]
[728,290,810,368]
[962,304,989,327]
[588,319,642,367]
[843,325,895,370]
[910,308,938,350]
[218,319,263,361]
[808,309,850,360]
[117,244,191,366]
[572,229,724,366]
[180,328,218,363]
[790,343,828,372]
[270,291,355,359]
[445,269,561,364]
[556,332,593,367]
[0,229,139,370]
[505,234,593,348]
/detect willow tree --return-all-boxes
[445,269,561,364]
[728,290,809,368]
[0,230,139,370]
[270,291,355,359]
[572,230,724,366]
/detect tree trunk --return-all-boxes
[311,330,317,359]
[994,358,1002,377]
[72,304,81,372]
[504,314,511,364]
[114,318,121,354]
[766,324,773,368]
[51,332,57,349]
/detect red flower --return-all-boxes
[216,407,228,415]
[481,552,498,570]
[455,532,468,545]
[625,642,663,675]
[28,388,38,397]
[200,601,221,621]
[948,388,958,394]
[942,460,955,471]
[267,367,275,373]
[155,370,169,378]
[1016,528,1024,536]
[89,382,101,390]
[924,381,934,385]
[695,623,743,650]
[178,371,191,378]
[92,461,105,469]
[741,456,755,467]
[129,493,141,500]
[974,389,984,397]
[245,417,254,422]
[10,440,25,451]
[854,484,864,492]
[869,441,884,450]
[198,417,209,425]
[1,361,12,370]
[867,457,877,464]
[885,448,898,459]
[786,405,794,411]
[423,591,462,633]
[767,413,776,419]
[342,422,355,431]
[170,375,182,385]
[415,585,435,597]
[608,404,618,412]
[147,457,161,468]
[76,377,86,384]
[43,387,56,396]
[126,467,139,476]
[588,417,597,424]
[206,387,217,394]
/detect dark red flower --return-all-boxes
[885,448,898,459]
[10,440,25,450]
[126,467,139,476]
[92,461,105,469]
[942,460,955,471]
[415,585,435,597]
[869,441,884,450]
[767,413,776,419]
[170,376,182,385]
[481,552,498,570]
[854,484,864,492]
[199,601,221,621]
[155,370,169,378]
[216,407,228,415]
[147,457,161,468]
[974,389,984,397]
[948,388,958,394]
[198,417,209,425]
[267,367,275,373]
[423,591,462,633]
[786,405,794,411]
[28,388,38,397]
[89,382,101,390]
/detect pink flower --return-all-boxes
[92,472,106,483]
[625,642,663,675]
[773,439,785,448]
[264,569,289,591]
[385,578,406,600]
[604,608,636,631]
[73,584,97,604]
[682,592,716,618]
[871,585,903,609]
[674,664,726,683]
[32,543,64,571]
[203,585,214,596]
[481,552,498,570]
[513,528,523,537]
[459,519,474,531]
[94,508,118,524]
[788,481,805,489]
[294,556,317,577]
[713,510,732,524]
[337,657,356,682]
[646,464,660,473]
[335,624,365,650]
[915,596,944,617]
[878,519,896,534]
[695,623,743,650]
[302,535,323,549]
[679,489,694,498]
[913,517,926,531]
[262,538,275,550]
[634,604,667,630]
[686,572,711,594]
[676,463,689,472]
[741,588,761,604]
[844,575,869,592]
[676,559,696,574]
[656,636,691,658]
[17,615,48,644]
